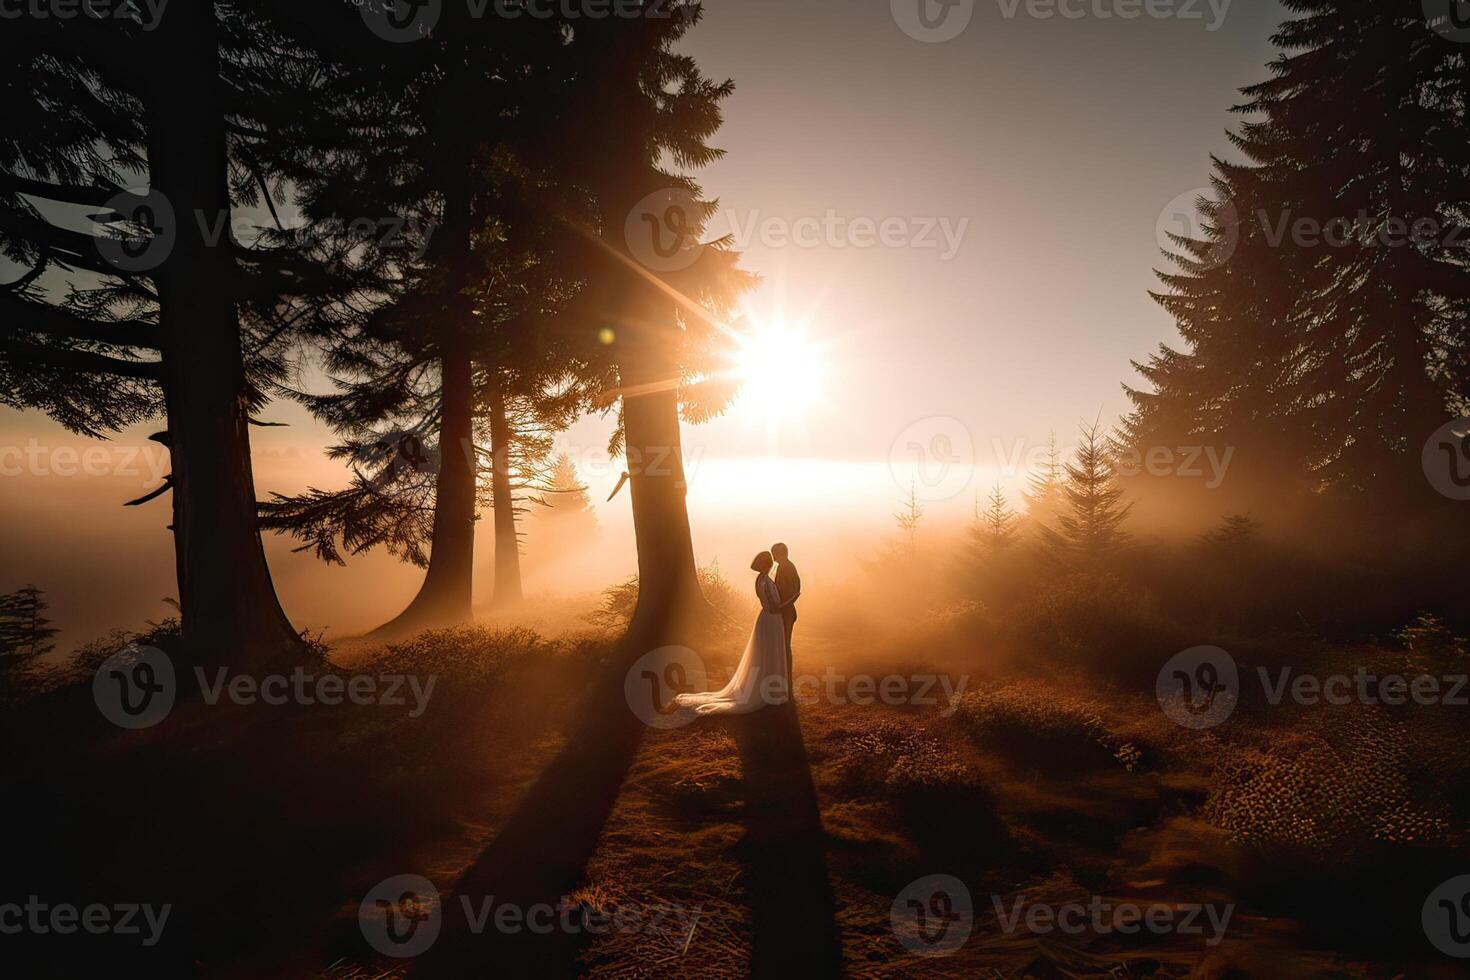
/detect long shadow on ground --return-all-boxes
[409,648,843,977]
[729,701,844,978]
[410,642,651,978]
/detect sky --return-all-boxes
[1,0,1289,647]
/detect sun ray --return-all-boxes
[724,298,835,435]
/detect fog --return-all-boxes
[2,408,1002,652]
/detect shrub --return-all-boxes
[1393,612,1467,662]
[359,625,551,688]
[951,683,1141,771]
[1005,572,1179,679]
[832,721,971,795]
[14,616,189,700]
[1203,706,1458,857]
[585,561,747,631]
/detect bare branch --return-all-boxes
[124,475,174,507]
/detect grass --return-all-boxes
[4,583,1469,977]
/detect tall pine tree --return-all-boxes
[1130,1,1470,515]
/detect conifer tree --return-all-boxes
[255,3,600,630]
[1130,1,1470,509]
[0,585,58,665]
[1043,421,1133,565]
[1199,513,1263,551]
[0,5,357,665]
[971,484,1018,555]
[542,454,596,522]
[1023,433,1067,530]
[546,4,756,634]
[894,480,924,551]
[532,453,598,537]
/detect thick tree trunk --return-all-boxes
[371,345,477,637]
[149,4,304,667]
[616,301,708,636]
[370,117,478,639]
[588,184,709,635]
[487,384,524,607]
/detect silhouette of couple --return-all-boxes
[675,543,801,716]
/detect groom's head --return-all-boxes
[771,542,789,562]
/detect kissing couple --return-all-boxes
[675,543,801,716]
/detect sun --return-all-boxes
[728,316,829,426]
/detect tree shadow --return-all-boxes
[728,701,844,978]
[408,625,841,978]
[409,644,649,978]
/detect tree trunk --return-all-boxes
[370,117,478,639]
[371,345,478,637]
[616,299,708,636]
[487,383,524,607]
[566,32,710,640]
[149,4,304,667]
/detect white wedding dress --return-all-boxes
[674,574,789,716]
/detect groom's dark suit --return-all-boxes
[774,559,800,688]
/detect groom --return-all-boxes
[772,542,801,693]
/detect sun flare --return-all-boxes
[728,317,829,427]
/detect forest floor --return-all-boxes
[4,621,1468,977]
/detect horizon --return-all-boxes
[2,0,1292,647]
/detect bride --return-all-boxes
[675,551,794,716]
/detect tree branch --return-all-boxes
[2,255,48,292]
[124,475,173,507]
[1,341,163,381]
[0,294,161,349]
[2,174,123,208]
